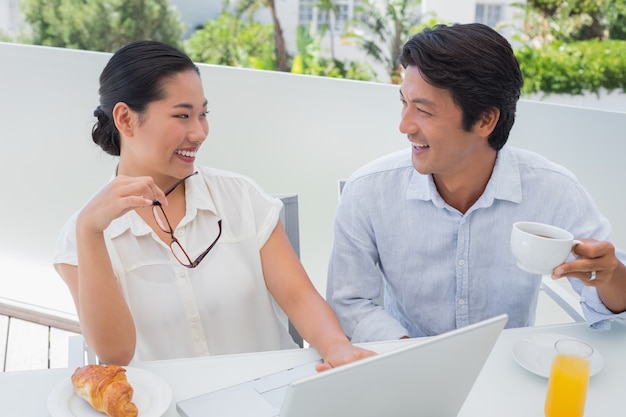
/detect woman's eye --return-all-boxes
[176,114,189,119]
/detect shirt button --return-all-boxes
[458,259,465,266]
[458,299,465,305]
[190,315,198,322]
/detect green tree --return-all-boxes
[234,0,290,71]
[344,0,431,84]
[607,0,626,40]
[291,24,375,81]
[315,0,340,60]
[523,0,611,42]
[20,0,183,51]
[185,12,276,70]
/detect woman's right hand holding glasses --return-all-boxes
[77,175,168,234]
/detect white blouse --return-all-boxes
[54,165,298,361]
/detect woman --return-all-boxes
[54,40,373,369]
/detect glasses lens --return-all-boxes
[152,205,170,233]
[170,240,192,267]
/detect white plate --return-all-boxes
[47,366,171,417]
[512,333,604,378]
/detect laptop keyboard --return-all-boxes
[252,360,320,394]
[252,360,320,408]
[259,385,289,408]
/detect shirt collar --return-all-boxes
[405,145,523,208]
[106,168,218,239]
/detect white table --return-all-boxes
[1,321,625,416]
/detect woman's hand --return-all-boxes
[78,175,167,233]
[315,342,376,372]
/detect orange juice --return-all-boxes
[544,353,591,417]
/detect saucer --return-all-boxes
[512,333,603,378]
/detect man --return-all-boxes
[326,23,626,342]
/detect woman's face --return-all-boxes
[120,69,209,181]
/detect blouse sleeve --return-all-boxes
[244,179,283,248]
[52,212,79,267]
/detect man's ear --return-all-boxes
[474,107,500,138]
[112,102,137,138]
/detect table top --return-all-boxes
[2,321,625,416]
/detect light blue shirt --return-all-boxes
[327,146,626,343]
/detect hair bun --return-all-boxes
[93,105,109,121]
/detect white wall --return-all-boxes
[0,42,404,314]
[1,42,625,318]
[527,89,626,113]
[509,101,626,244]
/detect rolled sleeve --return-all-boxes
[571,279,626,330]
[351,308,411,342]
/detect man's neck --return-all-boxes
[433,151,497,214]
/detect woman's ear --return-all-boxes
[474,107,500,138]
[112,102,137,138]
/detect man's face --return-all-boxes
[399,65,486,179]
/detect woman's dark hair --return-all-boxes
[92,40,200,156]
[399,23,523,151]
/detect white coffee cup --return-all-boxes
[511,221,581,275]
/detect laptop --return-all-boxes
[176,314,508,417]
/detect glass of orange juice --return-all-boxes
[544,338,593,417]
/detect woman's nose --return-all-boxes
[190,118,209,143]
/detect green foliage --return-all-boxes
[527,0,561,16]
[513,0,626,95]
[315,0,341,60]
[0,31,13,42]
[523,0,611,41]
[20,0,184,51]
[344,0,432,83]
[290,25,375,81]
[515,40,626,95]
[233,0,290,71]
[184,12,275,70]
[607,0,626,40]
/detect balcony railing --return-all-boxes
[0,297,79,372]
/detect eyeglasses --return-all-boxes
[152,172,222,268]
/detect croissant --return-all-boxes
[71,364,139,417]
